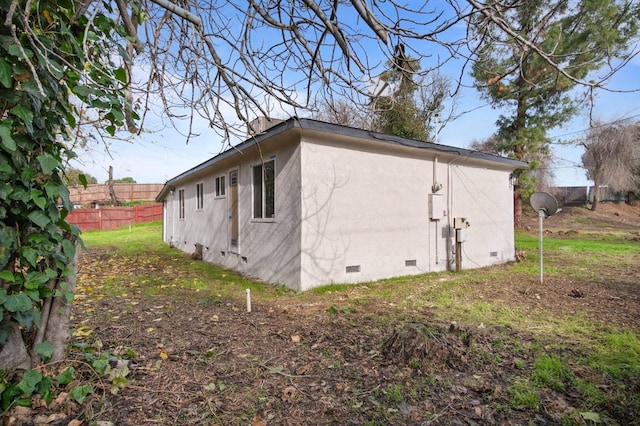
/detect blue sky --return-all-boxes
[74,58,640,187]
[439,54,640,187]
[72,4,640,188]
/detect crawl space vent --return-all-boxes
[345,265,361,273]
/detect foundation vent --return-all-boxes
[405,260,417,267]
[346,265,361,273]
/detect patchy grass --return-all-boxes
[515,230,640,255]
[508,378,540,410]
[590,331,640,379]
[531,354,574,391]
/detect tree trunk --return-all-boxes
[0,324,31,370]
[0,241,78,370]
[591,182,600,211]
[511,87,527,231]
[514,186,523,229]
[42,249,78,362]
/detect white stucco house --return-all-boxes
[156,117,526,291]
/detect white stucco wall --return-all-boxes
[224,140,302,288]
[299,136,433,290]
[298,134,517,290]
[447,163,516,267]
[163,138,303,289]
[163,169,226,259]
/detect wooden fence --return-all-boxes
[67,203,163,232]
[68,183,164,205]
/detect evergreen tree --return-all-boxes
[373,45,430,141]
[471,0,639,227]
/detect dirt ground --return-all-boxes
[523,202,640,232]
[4,202,640,425]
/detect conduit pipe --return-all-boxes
[433,155,439,265]
[434,222,439,265]
[447,159,457,268]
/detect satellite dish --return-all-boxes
[529,192,560,284]
[530,192,559,218]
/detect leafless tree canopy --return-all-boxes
[75,0,639,145]
[581,120,639,209]
[311,98,372,130]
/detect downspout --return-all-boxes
[434,220,439,265]
[447,159,456,269]
[431,156,443,266]
[430,115,443,268]
[162,200,166,242]
[434,156,438,266]
[427,215,432,270]
[432,115,440,267]
[170,189,176,246]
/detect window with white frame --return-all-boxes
[215,175,226,197]
[253,159,275,219]
[178,189,185,219]
[196,182,204,210]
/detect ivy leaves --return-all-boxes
[0,266,74,334]
[0,57,12,88]
[0,120,15,152]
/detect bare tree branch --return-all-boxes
[59,0,639,147]
[148,0,201,26]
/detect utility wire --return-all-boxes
[549,112,640,141]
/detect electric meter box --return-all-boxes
[428,194,444,220]
[454,217,470,229]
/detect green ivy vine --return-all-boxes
[0,0,134,381]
